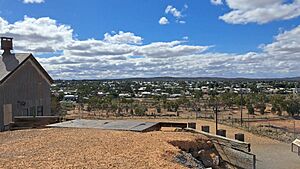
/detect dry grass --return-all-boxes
[0,128,207,169]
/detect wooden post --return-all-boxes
[217,129,226,137]
[253,154,256,169]
[215,101,218,134]
[235,133,245,142]
[187,122,196,129]
[240,90,243,126]
[201,125,210,133]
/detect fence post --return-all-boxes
[253,154,256,169]
[201,126,210,133]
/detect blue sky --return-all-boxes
[1,0,300,79]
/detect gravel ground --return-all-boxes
[0,128,208,169]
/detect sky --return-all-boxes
[0,0,300,79]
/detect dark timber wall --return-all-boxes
[0,58,51,130]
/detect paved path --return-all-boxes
[194,119,300,169]
[252,142,299,169]
[143,118,300,169]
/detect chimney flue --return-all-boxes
[1,37,13,55]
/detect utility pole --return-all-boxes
[240,89,243,126]
[215,98,218,134]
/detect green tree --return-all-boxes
[269,94,285,116]
[251,93,268,115]
[134,105,147,116]
[220,92,236,110]
[285,96,300,116]
[247,104,255,115]
[194,90,203,101]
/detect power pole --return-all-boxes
[240,89,243,126]
[215,99,218,134]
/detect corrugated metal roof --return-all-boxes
[0,53,30,82]
[47,119,160,132]
[0,53,53,84]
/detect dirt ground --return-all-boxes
[248,119,300,133]
[0,128,209,169]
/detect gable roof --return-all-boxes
[0,53,53,84]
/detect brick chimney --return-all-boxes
[1,37,13,56]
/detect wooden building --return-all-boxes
[0,37,53,131]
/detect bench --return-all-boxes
[291,139,300,156]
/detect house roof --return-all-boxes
[0,53,53,84]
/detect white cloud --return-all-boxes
[0,16,73,53]
[23,0,45,4]
[103,31,143,45]
[216,0,300,24]
[2,16,300,79]
[133,41,209,58]
[263,25,300,55]
[163,5,187,24]
[211,0,223,5]
[66,39,135,57]
[158,17,169,25]
[38,22,300,79]
[165,5,182,19]
[178,20,186,24]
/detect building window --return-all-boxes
[37,106,43,116]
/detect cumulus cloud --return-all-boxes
[0,16,73,53]
[2,16,300,79]
[66,39,136,57]
[38,21,300,79]
[103,31,143,45]
[23,0,45,4]
[211,0,223,5]
[216,0,300,24]
[162,4,188,24]
[133,41,209,58]
[158,17,169,25]
[165,5,182,19]
[263,25,300,55]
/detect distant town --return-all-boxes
[53,78,300,101]
[51,78,300,121]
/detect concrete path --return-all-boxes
[194,119,300,169]
[143,118,300,169]
[252,142,299,169]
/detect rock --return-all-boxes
[212,155,220,166]
[206,140,213,147]
[175,151,206,169]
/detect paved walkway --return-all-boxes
[193,119,300,169]
[252,142,299,169]
[143,118,300,169]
